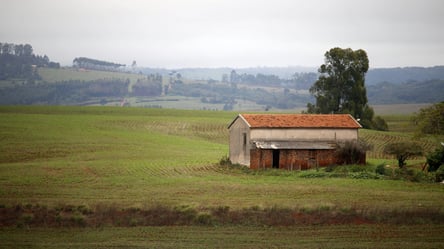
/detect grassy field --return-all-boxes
[1,106,443,247]
[37,68,145,84]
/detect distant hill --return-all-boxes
[137,65,444,86]
[138,66,317,80]
[366,66,444,85]
[367,79,444,104]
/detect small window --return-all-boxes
[243,133,247,146]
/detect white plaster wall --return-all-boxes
[228,118,251,165]
[250,128,358,141]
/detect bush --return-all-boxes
[427,146,444,172]
[219,155,231,166]
[349,171,379,179]
[336,140,372,165]
[390,167,434,182]
[373,116,389,131]
[195,214,213,225]
[435,165,444,182]
[325,164,337,172]
[299,171,328,178]
[383,142,423,168]
[375,164,386,175]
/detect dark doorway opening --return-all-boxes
[272,150,280,168]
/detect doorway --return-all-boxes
[272,150,280,168]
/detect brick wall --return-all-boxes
[250,149,273,169]
[250,148,357,170]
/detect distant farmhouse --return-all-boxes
[228,114,363,170]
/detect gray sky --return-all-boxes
[1,0,443,68]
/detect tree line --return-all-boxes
[223,70,318,90]
[0,74,166,105]
[0,79,129,105]
[0,42,60,81]
[73,57,125,72]
[168,80,312,111]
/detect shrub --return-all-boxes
[375,164,386,175]
[336,140,372,165]
[349,171,379,179]
[427,146,444,172]
[325,164,337,172]
[195,213,213,225]
[435,165,444,182]
[383,142,423,168]
[389,167,433,182]
[299,171,328,178]
[373,116,389,131]
[219,155,231,166]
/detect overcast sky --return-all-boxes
[1,0,443,68]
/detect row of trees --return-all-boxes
[132,74,163,97]
[1,42,33,56]
[0,42,60,80]
[0,79,129,105]
[223,70,318,90]
[226,70,281,86]
[73,57,125,71]
[168,80,312,111]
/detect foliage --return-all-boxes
[131,75,163,97]
[73,57,125,71]
[412,102,444,135]
[372,115,389,131]
[375,163,387,175]
[426,145,444,172]
[307,47,374,127]
[0,42,59,81]
[435,165,444,182]
[2,203,443,228]
[390,168,434,182]
[367,80,444,104]
[0,79,130,105]
[168,80,311,110]
[383,142,423,168]
[229,70,284,86]
[365,65,444,85]
[336,140,373,165]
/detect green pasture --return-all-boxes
[1,106,443,248]
[1,106,442,208]
[372,103,431,115]
[37,68,145,84]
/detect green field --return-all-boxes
[37,68,145,84]
[1,106,443,248]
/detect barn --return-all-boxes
[228,114,363,170]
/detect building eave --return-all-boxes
[227,114,251,129]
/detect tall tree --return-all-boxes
[307,47,374,127]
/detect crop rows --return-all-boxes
[103,118,228,144]
[126,162,221,178]
[360,130,437,159]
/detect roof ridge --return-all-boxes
[233,113,361,129]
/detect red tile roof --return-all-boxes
[236,114,361,129]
